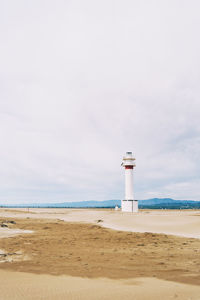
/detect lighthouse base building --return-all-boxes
[121,152,138,213]
[121,200,138,213]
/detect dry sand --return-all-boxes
[0,209,200,299]
[1,270,200,300]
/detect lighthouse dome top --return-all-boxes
[126,151,132,156]
[122,151,136,167]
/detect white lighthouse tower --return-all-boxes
[121,152,138,212]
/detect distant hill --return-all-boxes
[139,198,200,209]
[0,200,120,208]
[1,198,200,209]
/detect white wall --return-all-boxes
[125,169,134,200]
[121,200,138,212]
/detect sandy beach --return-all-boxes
[0,208,200,299]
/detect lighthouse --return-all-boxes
[121,152,138,212]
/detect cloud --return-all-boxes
[0,0,200,203]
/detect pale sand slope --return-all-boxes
[0,270,200,300]
[0,208,199,238]
[0,228,32,238]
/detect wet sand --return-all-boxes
[0,208,200,238]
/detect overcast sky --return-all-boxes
[0,0,200,203]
